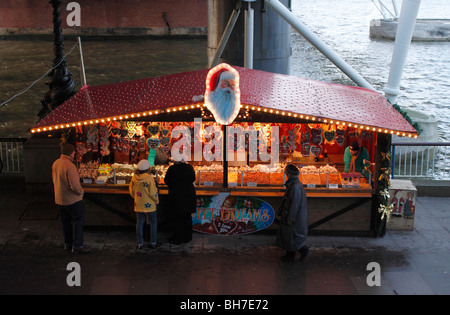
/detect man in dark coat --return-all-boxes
[164,160,197,244]
[276,164,309,262]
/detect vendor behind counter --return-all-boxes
[343,140,370,178]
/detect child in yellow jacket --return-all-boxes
[129,160,159,249]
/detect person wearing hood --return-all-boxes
[129,159,159,249]
[276,164,309,262]
[52,142,89,254]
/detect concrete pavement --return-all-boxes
[1,176,449,296]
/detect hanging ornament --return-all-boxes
[287,129,297,152]
[147,138,160,150]
[99,124,110,156]
[139,136,146,152]
[127,121,137,138]
[130,140,138,159]
[111,137,118,152]
[160,127,170,137]
[323,125,336,144]
[310,144,322,157]
[117,137,123,152]
[135,124,144,137]
[147,124,159,136]
[335,125,346,147]
[310,127,323,145]
[122,138,130,155]
[301,142,310,157]
[378,204,394,222]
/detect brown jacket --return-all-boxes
[52,154,84,205]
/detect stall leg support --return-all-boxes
[308,198,371,231]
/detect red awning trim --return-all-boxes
[31,66,417,137]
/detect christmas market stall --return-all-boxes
[31,64,418,236]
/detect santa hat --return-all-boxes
[208,65,237,91]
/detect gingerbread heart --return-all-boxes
[311,134,323,145]
[147,138,160,149]
[301,143,310,156]
[212,217,238,235]
[310,145,322,157]
[336,128,345,137]
[301,132,310,144]
[324,130,336,143]
[147,125,159,136]
[161,129,170,137]
[160,137,170,146]
[335,136,345,147]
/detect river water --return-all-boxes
[1,0,449,140]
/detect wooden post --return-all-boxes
[223,124,228,188]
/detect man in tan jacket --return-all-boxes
[52,143,89,254]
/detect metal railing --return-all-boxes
[0,138,27,174]
[391,142,450,179]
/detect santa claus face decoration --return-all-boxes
[204,63,241,125]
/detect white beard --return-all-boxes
[206,87,239,125]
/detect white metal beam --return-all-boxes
[265,0,376,91]
[384,0,421,104]
[244,1,255,69]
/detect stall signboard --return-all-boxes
[192,193,275,235]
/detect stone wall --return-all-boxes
[0,0,207,37]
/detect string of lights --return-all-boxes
[30,102,418,138]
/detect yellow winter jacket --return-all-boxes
[129,173,159,213]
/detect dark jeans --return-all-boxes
[136,211,157,246]
[59,200,85,250]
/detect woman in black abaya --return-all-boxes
[164,160,197,244]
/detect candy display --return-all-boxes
[341,172,362,187]
[78,161,99,181]
[79,162,138,184]
[318,164,340,185]
[299,165,321,185]
[76,121,373,190]
[78,159,353,188]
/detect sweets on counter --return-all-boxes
[299,165,321,185]
[78,161,99,180]
[79,161,349,187]
[269,172,285,185]
[318,164,340,185]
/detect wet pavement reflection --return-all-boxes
[1,184,449,295]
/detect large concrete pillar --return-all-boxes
[207,0,291,74]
